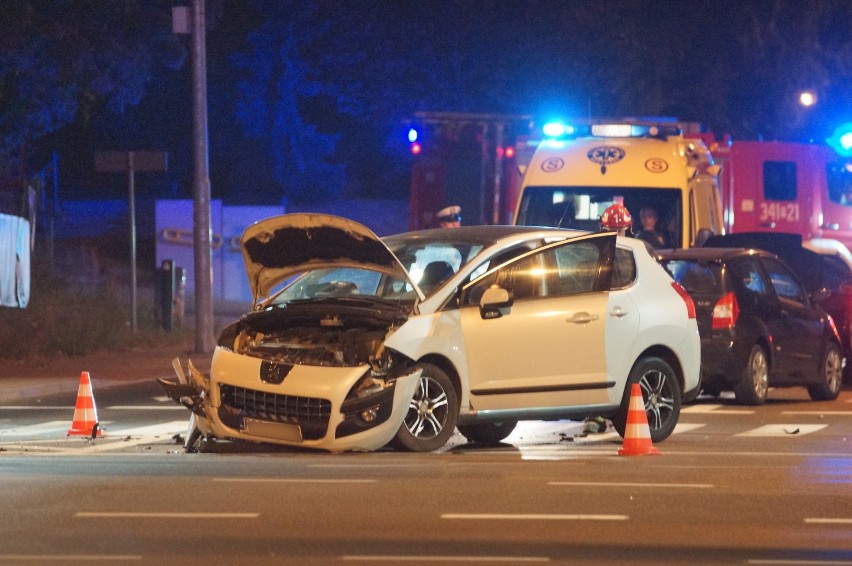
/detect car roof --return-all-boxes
[384,225,589,247]
[656,247,776,262]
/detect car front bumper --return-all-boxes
[161,347,421,452]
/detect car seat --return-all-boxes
[419,261,455,294]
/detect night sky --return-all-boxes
[3,0,850,205]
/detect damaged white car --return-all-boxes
[159,213,700,452]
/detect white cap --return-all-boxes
[436,205,461,221]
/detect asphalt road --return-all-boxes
[1,381,852,564]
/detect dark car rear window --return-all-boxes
[662,260,721,295]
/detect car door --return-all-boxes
[760,257,824,376]
[457,232,616,412]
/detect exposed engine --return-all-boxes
[225,300,409,368]
[238,326,389,367]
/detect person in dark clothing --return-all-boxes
[634,206,671,248]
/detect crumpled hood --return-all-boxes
[241,213,423,304]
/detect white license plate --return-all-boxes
[242,419,303,442]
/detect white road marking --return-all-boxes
[0,406,72,410]
[105,406,187,410]
[342,557,549,563]
[76,512,259,519]
[548,481,714,489]
[736,424,827,437]
[212,478,377,483]
[107,421,187,436]
[681,404,754,414]
[0,421,69,436]
[782,411,852,416]
[805,517,852,524]
[0,555,141,562]
[673,423,706,433]
[441,513,627,521]
[152,396,172,403]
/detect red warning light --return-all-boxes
[410,142,422,155]
[505,146,515,158]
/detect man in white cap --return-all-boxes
[436,205,462,228]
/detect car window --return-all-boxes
[762,258,806,303]
[461,235,613,306]
[728,258,770,296]
[611,247,636,289]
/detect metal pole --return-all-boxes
[191,0,214,353]
[128,151,137,335]
[492,123,504,224]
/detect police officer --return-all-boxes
[436,205,462,228]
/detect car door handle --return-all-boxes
[568,312,599,324]
[609,307,629,318]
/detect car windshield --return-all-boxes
[516,186,682,247]
[269,234,490,306]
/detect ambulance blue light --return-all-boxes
[543,121,567,138]
[408,128,418,143]
[827,123,852,157]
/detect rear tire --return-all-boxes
[808,342,842,401]
[613,356,681,443]
[458,421,518,444]
[393,363,458,452]
[734,344,768,405]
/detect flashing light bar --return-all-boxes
[542,120,682,140]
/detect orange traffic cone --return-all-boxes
[67,371,103,438]
[618,383,659,456]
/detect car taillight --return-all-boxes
[712,291,740,329]
[671,282,696,319]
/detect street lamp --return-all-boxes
[798,90,818,108]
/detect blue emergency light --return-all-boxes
[827,122,852,157]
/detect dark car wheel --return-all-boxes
[808,342,843,401]
[458,421,518,444]
[734,344,769,405]
[394,363,459,452]
[613,356,681,443]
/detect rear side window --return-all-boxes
[728,258,770,296]
[763,161,797,201]
[762,258,806,303]
[611,248,636,289]
[662,260,719,295]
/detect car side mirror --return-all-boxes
[479,285,513,319]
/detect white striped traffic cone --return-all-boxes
[618,383,659,456]
[67,371,103,437]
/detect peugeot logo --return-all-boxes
[260,361,293,385]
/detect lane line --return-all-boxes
[0,406,72,410]
[342,556,549,563]
[212,478,377,483]
[75,512,259,518]
[0,555,141,562]
[681,404,754,414]
[441,513,627,521]
[782,411,852,416]
[805,518,852,524]
[736,424,827,437]
[548,481,714,489]
[105,406,187,410]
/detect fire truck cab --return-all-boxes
[701,137,852,253]
[513,120,724,248]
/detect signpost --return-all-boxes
[95,150,167,334]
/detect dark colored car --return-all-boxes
[704,232,852,378]
[657,247,843,405]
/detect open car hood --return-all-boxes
[241,213,424,304]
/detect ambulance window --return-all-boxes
[826,162,852,206]
[763,161,797,201]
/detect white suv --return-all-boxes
[159,214,700,452]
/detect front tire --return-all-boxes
[808,342,842,401]
[613,356,681,443]
[458,421,518,444]
[393,363,459,452]
[734,344,769,405]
